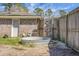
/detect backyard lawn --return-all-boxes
[0,37,20,46]
[0,37,48,56]
[0,37,79,56]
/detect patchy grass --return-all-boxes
[0,37,20,46]
[0,37,36,48]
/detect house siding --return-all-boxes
[0,19,12,37]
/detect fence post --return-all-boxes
[57,19,60,41]
[66,14,68,46]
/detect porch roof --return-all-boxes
[0,15,42,19]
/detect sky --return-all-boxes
[0,3,79,16]
[24,3,79,16]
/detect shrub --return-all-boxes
[60,37,65,43]
[3,34,8,38]
[20,34,24,37]
[20,33,26,37]
[22,41,35,48]
[27,42,35,47]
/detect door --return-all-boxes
[11,19,19,37]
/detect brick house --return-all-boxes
[0,5,44,37]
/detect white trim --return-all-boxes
[11,19,20,37]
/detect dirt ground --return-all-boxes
[0,40,79,56]
[0,44,49,56]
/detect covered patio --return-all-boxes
[0,15,44,37]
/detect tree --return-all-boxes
[1,3,29,14]
[45,9,53,16]
[33,8,44,16]
[15,3,28,12]
[59,10,67,16]
[2,3,13,14]
[45,9,53,37]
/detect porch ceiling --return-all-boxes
[0,16,42,19]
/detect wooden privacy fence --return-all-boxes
[53,8,79,51]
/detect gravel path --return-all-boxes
[48,40,79,56]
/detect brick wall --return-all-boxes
[0,19,12,37]
[19,19,38,36]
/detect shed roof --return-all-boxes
[69,7,79,14]
[0,15,42,19]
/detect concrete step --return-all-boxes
[21,37,51,44]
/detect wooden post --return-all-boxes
[37,18,40,36]
[57,19,60,41]
[66,15,68,46]
[37,17,44,36]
